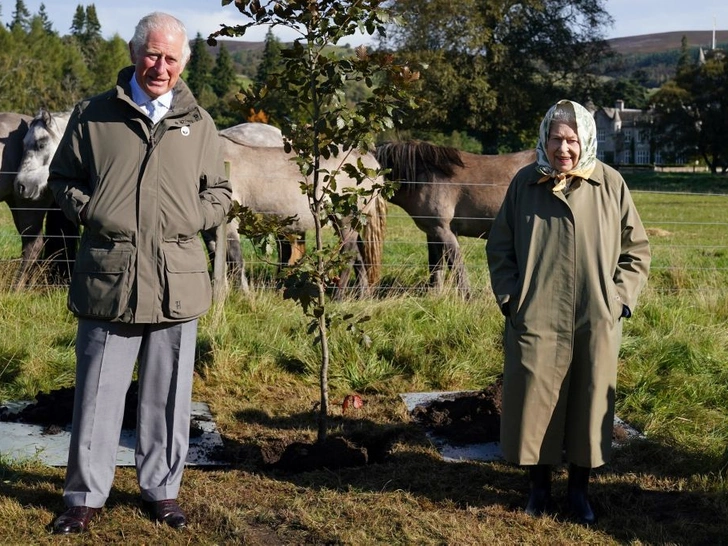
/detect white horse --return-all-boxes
[1,110,76,286]
[15,109,71,201]
[216,123,386,296]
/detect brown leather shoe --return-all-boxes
[143,499,187,529]
[52,506,100,534]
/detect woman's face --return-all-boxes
[547,120,580,173]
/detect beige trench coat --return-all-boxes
[486,160,650,468]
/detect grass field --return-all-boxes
[0,171,726,544]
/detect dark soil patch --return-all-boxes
[409,376,639,447]
[260,427,406,473]
[412,379,503,445]
[267,437,368,472]
[0,384,139,429]
[0,382,213,453]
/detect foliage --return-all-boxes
[378,127,484,153]
[36,3,52,33]
[70,4,84,37]
[187,33,215,106]
[229,201,299,260]
[651,49,728,172]
[255,29,283,88]
[212,42,237,98]
[8,0,30,31]
[379,0,613,152]
[89,35,130,92]
[211,0,418,442]
[589,76,650,110]
[0,7,128,114]
[252,28,287,124]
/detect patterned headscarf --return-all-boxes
[536,99,597,192]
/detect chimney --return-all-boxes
[615,100,625,111]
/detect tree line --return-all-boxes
[1,0,727,171]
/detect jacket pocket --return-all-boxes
[606,280,624,323]
[162,238,212,320]
[68,242,133,320]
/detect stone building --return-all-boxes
[590,100,661,166]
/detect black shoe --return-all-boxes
[567,464,597,526]
[524,464,553,517]
[143,499,187,529]
[52,506,100,534]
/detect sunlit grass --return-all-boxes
[0,172,727,543]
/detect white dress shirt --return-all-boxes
[130,74,173,124]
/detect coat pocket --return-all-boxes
[162,238,212,320]
[68,243,133,320]
[606,280,624,323]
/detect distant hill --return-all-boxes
[205,30,728,55]
[207,30,728,55]
[607,30,728,55]
[205,40,265,58]
[204,31,728,83]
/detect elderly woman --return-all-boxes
[486,99,650,525]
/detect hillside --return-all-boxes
[207,30,728,56]
[607,30,728,54]
[207,31,728,83]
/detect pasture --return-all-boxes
[0,171,727,544]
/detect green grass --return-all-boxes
[0,171,727,544]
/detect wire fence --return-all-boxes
[1,189,727,297]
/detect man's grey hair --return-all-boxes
[130,12,191,66]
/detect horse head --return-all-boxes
[15,109,70,201]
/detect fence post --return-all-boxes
[212,161,230,303]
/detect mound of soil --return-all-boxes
[0,384,139,429]
[410,376,638,446]
[412,379,503,445]
[0,382,207,441]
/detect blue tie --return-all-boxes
[147,100,163,123]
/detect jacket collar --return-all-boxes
[115,66,201,124]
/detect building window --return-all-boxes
[654,151,662,164]
[623,129,632,143]
[623,150,631,163]
[597,150,605,161]
[636,149,650,164]
[597,128,606,143]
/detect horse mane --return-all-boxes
[375,141,465,187]
[30,109,71,142]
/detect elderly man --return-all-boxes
[49,12,231,534]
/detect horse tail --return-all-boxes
[362,193,387,286]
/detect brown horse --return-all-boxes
[376,141,535,297]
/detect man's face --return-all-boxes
[130,28,186,99]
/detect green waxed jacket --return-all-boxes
[49,66,232,324]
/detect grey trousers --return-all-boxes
[63,318,198,508]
